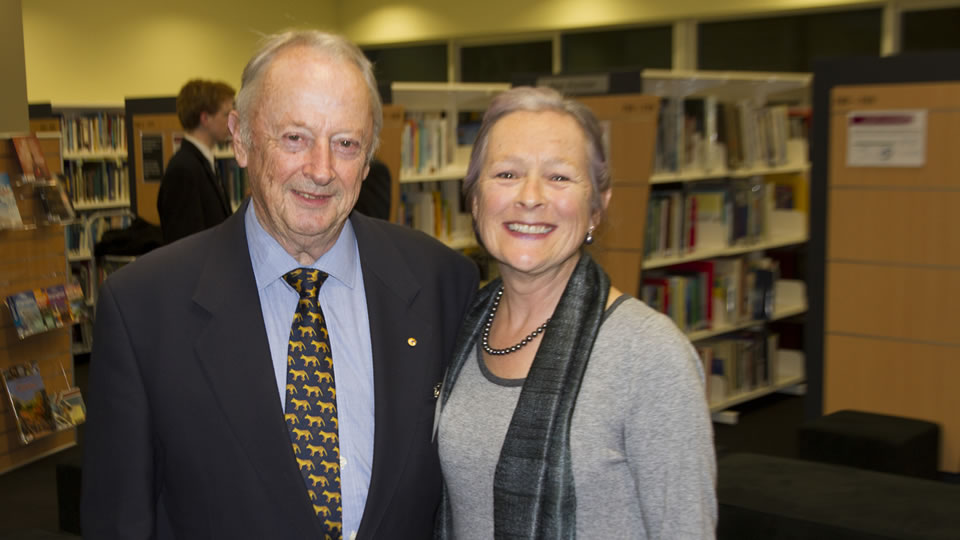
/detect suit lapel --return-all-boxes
[191,203,319,537]
[350,213,432,538]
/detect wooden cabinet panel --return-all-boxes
[826,262,960,346]
[588,249,643,298]
[595,185,647,251]
[825,334,960,472]
[830,84,960,189]
[828,189,960,266]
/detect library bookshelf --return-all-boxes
[32,107,134,356]
[384,75,810,423]
[633,69,812,423]
[389,82,511,251]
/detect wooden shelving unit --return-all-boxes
[0,134,77,474]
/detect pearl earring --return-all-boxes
[585,226,595,245]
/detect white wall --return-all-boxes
[22,0,337,105]
[339,0,883,45]
[21,0,955,103]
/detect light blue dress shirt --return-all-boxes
[245,204,373,540]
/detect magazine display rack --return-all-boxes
[0,135,78,475]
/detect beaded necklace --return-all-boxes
[481,286,550,356]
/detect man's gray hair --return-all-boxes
[234,29,383,162]
[462,86,611,217]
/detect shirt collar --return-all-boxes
[245,203,358,291]
[183,133,216,171]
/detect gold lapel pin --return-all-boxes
[407,337,417,347]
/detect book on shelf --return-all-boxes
[44,285,71,327]
[457,111,483,146]
[51,387,87,430]
[698,329,778,405]
[765,172,808,212]
[686,186,727,249]
[5,284,88,339]
[641,253,779,334]
[12,134,51,182]
[37,175,76,222]
[64,160,129,206]
[645,190,691,258]
[0,172,23,229]
[399,180,472,242]
[70,264,91,298]
[1,362,56,444]
[61,112,126,154]
[66,222,88,255]
[401,112,452,176]
[642,266,710,333]
[645,179,771,260]
[6,291,47,338]
[67,212,134,259]
[65,282,88,322]
[654,98,799,176]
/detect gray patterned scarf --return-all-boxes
[435,252,610,539]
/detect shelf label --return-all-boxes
[140,133,164,182]
[846,109,926,167]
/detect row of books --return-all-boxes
[698,330,781,405]
[61,112,126,154]
[217,158,249,211]
[64,160,129,207]
[401,112,452,176]
[5,284,88,340]
[645,175,806,259]
[66,212,134,256]
[1,362,86,445]
[641,254,778,334]
[399,180,472,241]
[655,97,809,175]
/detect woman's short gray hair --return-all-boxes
[234,29,383,162]
[462,86,611,217]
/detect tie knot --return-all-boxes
[283,268,327,299]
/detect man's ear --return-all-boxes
[227,111,248,167]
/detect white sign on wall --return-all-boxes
[847,109,927,167]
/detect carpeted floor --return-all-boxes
[0,361,806,537]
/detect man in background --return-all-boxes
[82,30,477,539]
[157,79,235,244]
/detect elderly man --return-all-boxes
[82,30,478,540]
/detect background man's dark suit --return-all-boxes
[157,139,231,244]
[81,202,478,539]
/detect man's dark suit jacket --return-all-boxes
[81,202,478,539]
[157,139,231,245]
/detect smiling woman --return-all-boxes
[472,109,597,280]
[435,86,718,539]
